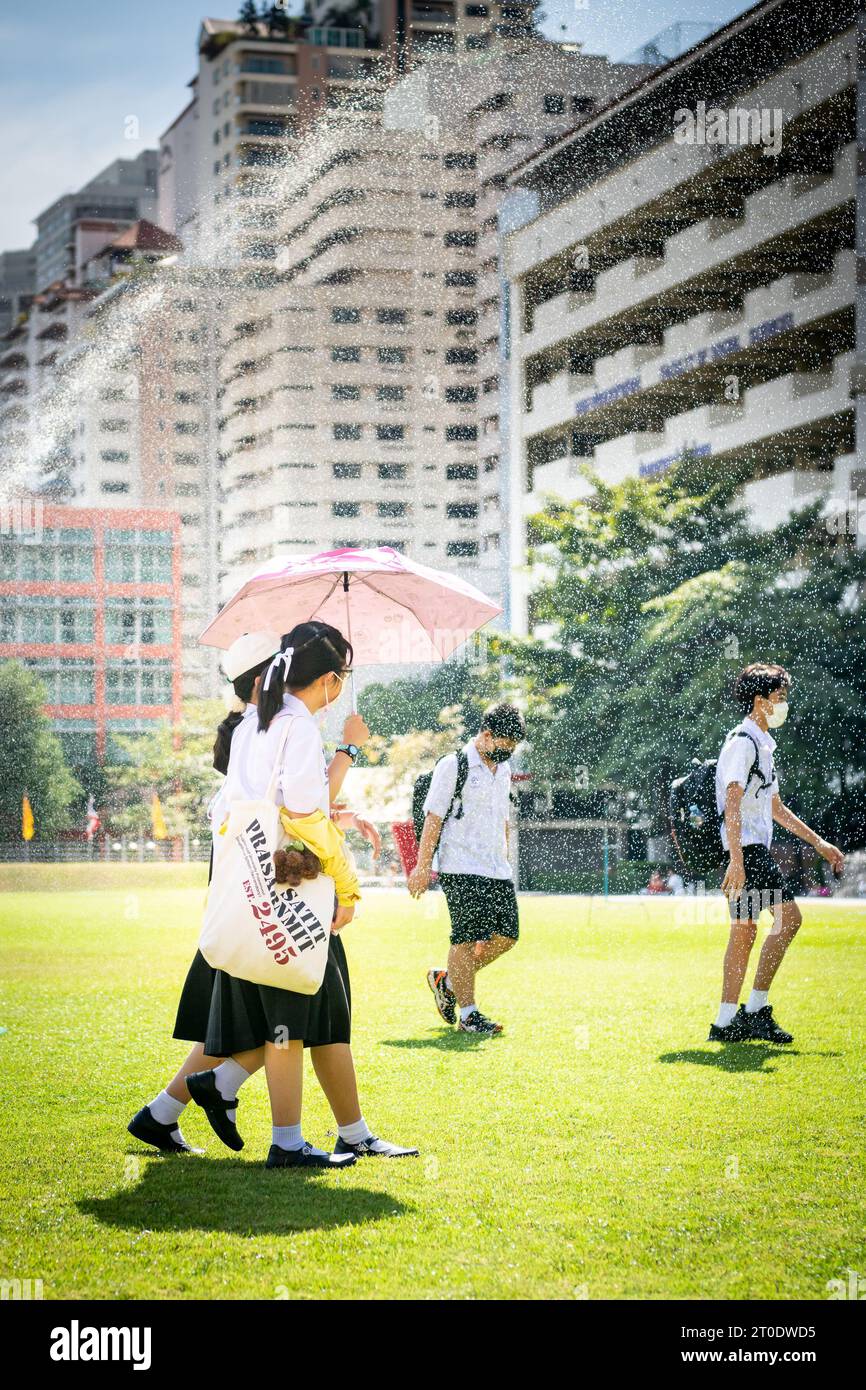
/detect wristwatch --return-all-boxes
[336,743,360,761]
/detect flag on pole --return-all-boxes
[85,795,100,841]
[151,792,168,841]
[22,795,34,841]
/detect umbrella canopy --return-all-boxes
[199,546,502,666]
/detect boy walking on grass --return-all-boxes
[408,704,526,1036]
[710,663,844,1045]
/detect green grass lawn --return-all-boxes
[2,873,865,1300]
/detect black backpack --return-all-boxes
[412,750,470,847]
[668,731,767,879]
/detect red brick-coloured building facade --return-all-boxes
[0,503,183,763]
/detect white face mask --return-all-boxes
[765,700,789,728]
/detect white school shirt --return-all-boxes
[209,694,329,830]
[422,740,513,879]
[715,716,779,851]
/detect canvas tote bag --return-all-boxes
[199,715,335,994]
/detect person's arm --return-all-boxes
[327,712,370,802]
[721,782,746,897]
[408,812,443,898]
[772,795,844,873]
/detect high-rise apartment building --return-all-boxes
[33,151,159,290]
[501,0,859,632]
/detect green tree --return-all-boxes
[103,700,225,838]
[238,1,261,33]
[359,655,498,743]
[0,662,82,840]
[501,459,866,847]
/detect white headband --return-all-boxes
[262,646,294,692]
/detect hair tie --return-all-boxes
[262,646,294,692]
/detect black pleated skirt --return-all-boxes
[172,843,351,1054]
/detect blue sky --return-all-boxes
[0,0,754,251]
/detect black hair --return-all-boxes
[480,702,526,743]
[212,655,273,773]
[733,663,791,715]
[257,620,353,732]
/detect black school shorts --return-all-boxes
[728,844,797,923]
[438,873,520,946]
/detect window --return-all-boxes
[445,270,476,287]
[447,502,478,519]
[544,94,566,114]
[100,450,129,463]
[332,384,361,400]
[378,501,407,518]
[443,150,477,168]
[378,347,406,364]
[573,95,594,114]
[333,501,360,517]
[377,308,407,325]
[333,423,362,441]
[377,386,405,402]
[377,424,404,442]
[332,345,361,362]
[378,464,406,480]
[444,230,477,248]
[447,540,478,557]
[444,192,476,209]
[333,463,361,479]
[446,425,477,441]
[332,306,361,323]
[445,348,478,365]
[446,309,477,326]
[101,481,129,494]
[446,386,477,403]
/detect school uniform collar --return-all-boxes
[742,715,776,754]
[281,692,316,722]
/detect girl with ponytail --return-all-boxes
[130,622,417,1167]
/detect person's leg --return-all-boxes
[447,940,478,1008]
[750,900,802,995]
[721,920,758,1007]
[472,933,517,971]
[264,1038,304,1131]
[310,1043,361,1127]
[311,1043,419,1158]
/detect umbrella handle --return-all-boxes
[349,668,358,714]
[343,571,358,713]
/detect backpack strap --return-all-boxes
[733,730,768,793]
[450,749,470,822]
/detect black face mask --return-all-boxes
[485,746,513,764]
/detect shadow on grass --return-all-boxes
[80,1155,411,1236]
[658,1044,815,1072]
[381,1028,496,1051]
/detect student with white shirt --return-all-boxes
[129,624,417,1166]
[709,663,844,1045]
[408,704,526,1036]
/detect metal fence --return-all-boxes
[0,839,212,864]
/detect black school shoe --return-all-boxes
[741,1004,793,1044]
[708,1004,751,1043]
[333,1134,420,1159]
[185,1070,244,1151]
[266,1143,357,1170]
[127,1105,204,1155]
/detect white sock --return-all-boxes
[460,1004,476,1022]
[444,973,454,991]
[272,1124,304,1151]
[338,1116,374,1145]
[745,989,769,1014]
[212,1058,252,1122]
[715,1002,738,1028]
[149,1089,186,1127]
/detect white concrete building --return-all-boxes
[502,0,860,633]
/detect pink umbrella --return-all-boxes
[199,546,502,702]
